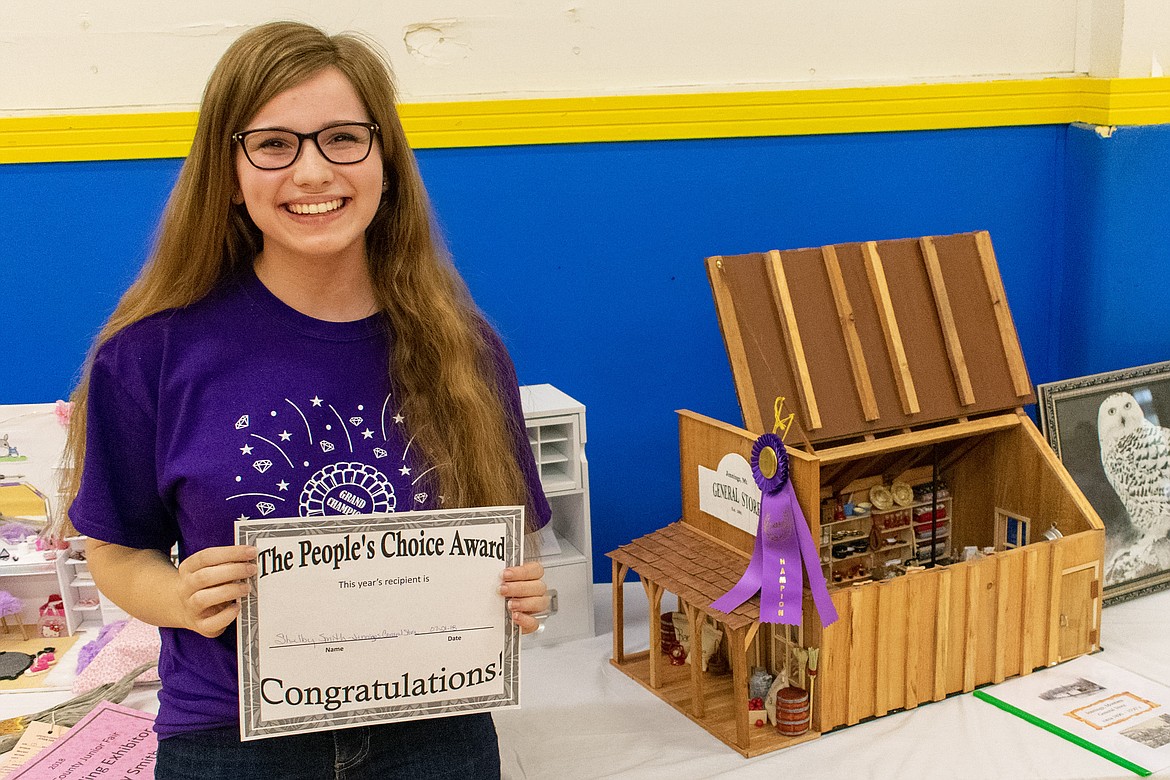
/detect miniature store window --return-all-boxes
[995,508,1031,551]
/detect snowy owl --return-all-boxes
[1097,391,1170,538]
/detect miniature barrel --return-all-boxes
[659,612,676,650]
[660,612,686,664]
[775,686,810,736]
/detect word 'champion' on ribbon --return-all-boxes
[710,433,838,627]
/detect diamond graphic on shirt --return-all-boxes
[235,415,250,430]
[227,391,428,518]
[300,462,395,516]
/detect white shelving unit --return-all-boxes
[519,384,594,646]
[61,536,108,631]
[0,537,105,636]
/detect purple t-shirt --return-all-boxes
[70,270,549,737]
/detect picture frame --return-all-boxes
[1038,361,1170,604]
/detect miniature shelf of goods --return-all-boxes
[608,232,1105,758]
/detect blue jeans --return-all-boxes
[154,714,500,779]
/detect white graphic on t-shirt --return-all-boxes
[327,405,354,452]
[285,399,314,444]
[227,491,286,502]
[299,462,395,516]
[227,392,415,519]
[235,415,250,430]
[248,433,295,468]
[380,394,392,440]
[402,438,431,500]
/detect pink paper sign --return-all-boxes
[9,701,156,779]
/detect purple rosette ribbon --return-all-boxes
[710,433,838,627]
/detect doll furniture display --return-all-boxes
[608,232,1104,757]
[0,535,110,638]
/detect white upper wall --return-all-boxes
[1,1,1165,115]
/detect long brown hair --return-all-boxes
[58,21,530,536]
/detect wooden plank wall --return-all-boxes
[947,418,1102,552]
[677,410,820,556]
[816,542,1066,732]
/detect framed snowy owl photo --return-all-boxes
[1039,360,1170,604]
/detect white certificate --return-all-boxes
[234,506,523,741]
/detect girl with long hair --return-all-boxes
[62,21,550,779]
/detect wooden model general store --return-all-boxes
[608,231,1105,757]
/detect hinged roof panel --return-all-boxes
[707,231,1034,445]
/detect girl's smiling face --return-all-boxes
[234,67,384,272]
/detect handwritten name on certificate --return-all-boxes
[235,506,523,741]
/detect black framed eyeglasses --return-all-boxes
[232,122,380,170]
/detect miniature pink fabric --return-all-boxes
[0,590,22,619]
[75,619,127,674]
[71,618,160,694]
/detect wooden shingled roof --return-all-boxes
[607,521,758,630]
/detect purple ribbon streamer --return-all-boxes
[710,435,838,627]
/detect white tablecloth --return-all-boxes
[494,583,1170,780]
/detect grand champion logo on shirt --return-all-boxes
[299,461,395,516]
[226,392,434,520]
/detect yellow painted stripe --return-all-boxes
[3,77,1170,164]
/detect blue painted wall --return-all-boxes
[6,122,1166,581]
[1061,123,1170,380]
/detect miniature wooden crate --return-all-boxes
[608,232,1105,757]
